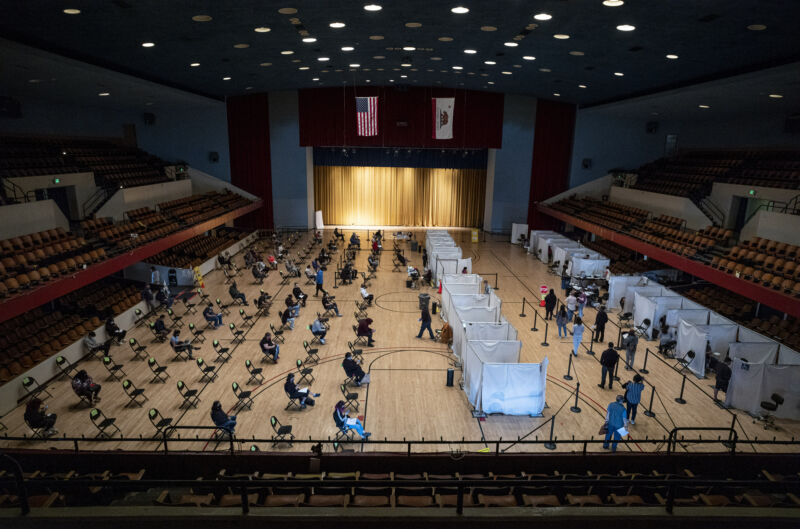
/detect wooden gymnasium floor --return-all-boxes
[1,228,798,455]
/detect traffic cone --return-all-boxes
[438,280,442,294]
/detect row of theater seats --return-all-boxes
[82,211,181,252]
[609,259,667,276]
[578,238,667,275]
[4,468,798,510]
[150,231,246,269]
[159,191,250,226]
[0,279,141,385]
[550,197,649,231]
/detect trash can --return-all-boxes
[431,301,438,315]
[168,268,178,287]
[418,293,430,310]
[410,240,419,252]
[446,368,454,387]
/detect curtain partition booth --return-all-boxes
[463,340,548,416]
[633,292,700,340]
[441,273,483,321]
[451,304,503,362]
[726,359,800,420]
[675,320,739,378]
[510,223,528,244]
[528,230,560,255]
[549,240,583,269]
[536,236,575,263]
[570,255,610,278]
[621,284,665,314]
[606,276,646,310]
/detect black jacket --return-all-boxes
[595,311,609,328]
[420,308,431,323]
[544,292,557,310]
[600,347,619,368]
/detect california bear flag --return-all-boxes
[432,97,455,139]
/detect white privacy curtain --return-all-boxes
[441,275,482,322]
[511,223,529,244]
[737,327,774,344]
[465,320,518,342]
[571,256,610,277]
[725,359,766,416]
[633,294,685,339]
[529,230,559,254]
[607,276,644,310]
[537,237,573,263]
[551,241,583,268]
[665,309,709,327]
[482,359,548,416]
[432,249,463,283]
[622,285,663,314]
[463,340,521,407]
[778,346,800,365]
[676,320,710,378]
[452,306,501,361]
[709,313,736,326]
[457,258,472,275]
[726,360,800,420]
[728,342,779,364]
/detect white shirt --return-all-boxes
[360,287,370,299]
[566,295,577,311]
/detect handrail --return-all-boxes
[1,177,32,203]
[743,194,800,227]
[81,184,116,218]
[667,427,737,456]
[700,196,725,225]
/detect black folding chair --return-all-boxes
[122,379,148,407]
[232,382,254,410]
[128,338,148,361]
[177,380,200,409]
[239,308,254,328]
[188,323,206,343]
[147,357,169,383]
[270,416,294,448]
[216,298,231,316]
[229,323,245,344]
[303,341,320,365]
[213,339,231,363]
[55,356,78,380]
[102,356,126,381]
[270,323,286,344]
[22,376,53,402]
[295,359,315,385]
[340,384,359,411]
[348,341,364,362]
[149,408,173,436]
[245,359,264,385]
[166,308,184,328]
[90,408,121,439]
[196,357,218,382]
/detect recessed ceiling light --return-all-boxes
[523,55,536,61]
[389,79,394,82]
[603,0,624,6]
[569,50,585,56]
[192,15,212,22]
[481,26,497,32]
[312,77,320,81]
[223,77,231,80]
[364,4,382,11]
[28,79,41,83]
[451,6,469,14]
[464,49,477,54]
[578,84,587,88]
[768,94,783,99]
[438,36,454,42]
[484,60,496,65]
[501,71,512,75]
[374,55,386,59]
[302,37,317,43]
[234,43,250,48]
[254,27,271,33]
[369,35,384,40]
[278,8,298,15]
[63,8,80,15]
[98,92,110,96]
[330,22,346,28]
[405,22,422,28]
[504,42,518,47]
[488,81,495,85]
[553,34,570,39]
[452,65,463,70]
[513,64,522,68]
[534,13,552,21]
[141,42,155,48]
[401,74,408,78]
[245,86,253,90]
[616,24,635,31]
[747,24,767,31]
[698,104,710,109]
[614,72,624,76]
[260,62,272,67]
[539,68,551,72]
[318,57,330,61]
[403,46,416,51]
[349,63,360,68]
[299,66,309,70]
[401,63,412,67]
[666,54,679,59]
[553,93,561,97]
[366,80,371,83]
[281,50,294,55]
[190,62,200,67]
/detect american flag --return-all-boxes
[356,96,378,136]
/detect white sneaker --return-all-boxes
[630,419,635,425]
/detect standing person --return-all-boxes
[561,265,571,293]
[483,280,492,295]
[594,306,608,342]
[210,401,236,435]
[556,306,569,339]
[150,266,161,286]
[571,316,585,357]
[422,249,428,269]
[577,290,587,318]
[565,291,577,322]
[622,374,645,424]
[416,305,435,340]
[260,332,279,362]
[598,342,619,389]
[334,401,370,439]
[315,267,325,296]
[142,285,155,313]
[713,357,732,402]
[71,369,102,403]
[622,332,639,371]
[602,395,628,452]
[24,397,57,436]
[544,289,557,320]
[357,317,375,347]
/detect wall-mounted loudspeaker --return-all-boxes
[646,121,659,134]
[582,158,592,169]
[142,112,156,125]
[209,151,220,163]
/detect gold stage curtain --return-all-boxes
[314,165,486,227]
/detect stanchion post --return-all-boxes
[563,354,574,381]
[543,416,557,450]
[587,331,595,355]
[643,386,656,418]
[531,310,539,332]
[617,326,623,348]
[640,348,650,374]
[570,382,582,413]
[675,375,687,404]
[541,321,550,347]
[519,297,527,318]
[613,359,620,381]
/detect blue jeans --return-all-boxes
[604,428,622,452]
[218,416,237,434]
[345,418,366,437]
[578,303,585,317]
[263,345,279,360]
[290,304,300,318]
[566,309,574,322]
[600,366,613,388]
[626,402,639,421]
[417,321,434,338]
[572,333,582,356]
[206,314,223,327]
[557,323,567,338]
[561,277,570,291]
[233,293,247,305]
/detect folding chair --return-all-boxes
[216,298,231,316]
[229,323,245,344]
[188,323,206,343]
[149,408,173,436]
[245,359,264,384]
[270,323,286,344]
[270,416,294,448]
[295,359,315,385]
[22,376,53,402]
[133,308,149,327]
[285,390,303,410]
[340,384,360,411]
[166,308,184,328]
[128,338,148,361]
[196,288,210,304]
[365,266,377,280]
[303,341,320,365]
[232,381,254,410]
[90,408,121,439]
[213,339,231,363]
[308,326,324,346]
[177,380,200,408]
[121,379,148,407]
[353,326,368,346]
[222,267,234,285]
[239,308,254,328]
[255,290,273,316]
[102,356,126,381]
[315,312,331,330]
[147,357,170,383]
[359,272,371,288]
[170,340,193,362]
[348,341,364,362]
[24,416,52,439]
[322,305,336,318]
[196,357,218,382]
[55,356,78,380]
[182,296,198,315]
[392,258,402,272]
[355,300,368,319]
[334,424,356,443]
[278,271,290,285]
[304,273,316,285]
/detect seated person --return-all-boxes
[304,266,315,280]
[360,284,374,306]
[256,290,272,310]
[267,254,278,269]
[71,369,101,403]
[357,317,375,346]
[153,314,169,338]
[318,249,330,265]
[341,263,355,285]
[244,251,255,269]
[334,400,370,438]
[210,401,236,435]
[314,231,323,244]
[228,281,248,306]
[24,397,57,436]
[292,283,308,307]
[84,331,111,357]
[327,239,337,252]
[423,268,433,284]
[252,264,266,282]
[280,308,296,330]
[170,330,195,359]
[396,252,408,267]
[285,259,300,277]
[277,244,286,259]
[284,373,320,409]
[349,232,360,248]
[333,227,345,242]
[217,253,231,269]
[408,266,420,279]
[259,332,279,362]
[155,287,174,309]
[372,239,379,254]
[285,294,300,318]
[203,303,223,328]
[105,318,126,343]
[311,317,327,344]
[461,266,468,274]
[367,255,378,270]
[322,292,342,317]
[342,352,366,385]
